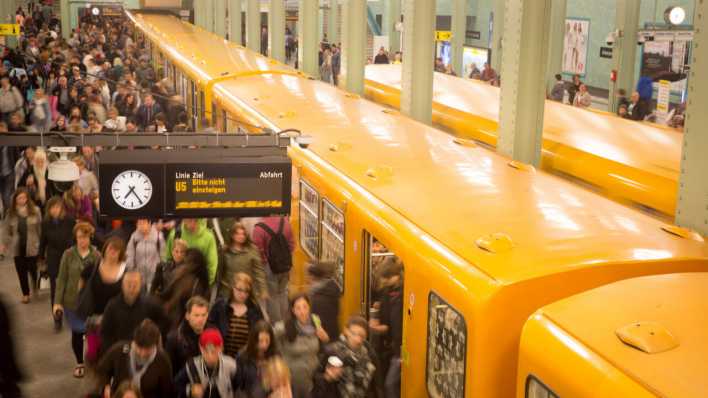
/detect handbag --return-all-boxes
[75,259,99,320]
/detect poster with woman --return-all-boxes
[562,18,590,75]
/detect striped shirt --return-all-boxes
[225,312,250,357]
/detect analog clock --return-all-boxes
[664,6,686,26]
[111,170,153,210]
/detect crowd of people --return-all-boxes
[0,4,407,398]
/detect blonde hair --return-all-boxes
[263,357,291,390]
[173,238,188,251]
[233,272,253,289]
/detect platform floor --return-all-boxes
[1,257,91,397]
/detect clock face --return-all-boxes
[111,170,153,210]
[667,6,685,25]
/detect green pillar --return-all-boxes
[490,0,505,70]
[327,0,338,45]
[214,0,227,37]
[497,0,551,167]
[341,0,366,93]
[400,0,435,124]
[246,0,260,52]
[228,0,242,44]
[207,0,216,32]
[385,0,400,53]
[298,0,319,76]
[608,0,640,113]
[545,0,566,95]
[61,0,71,40]
[675,0,708,236]
[269,0,286,61]
[194,0,202,27]
[450,0,466,75]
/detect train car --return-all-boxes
[126,11,300,131]
[364,64,683,217]
[517,272,708,397]
[129,12,708,397]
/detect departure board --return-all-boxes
[165,163,291,217]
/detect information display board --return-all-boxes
[99,149,291,219]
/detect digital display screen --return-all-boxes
[165,163,291,217]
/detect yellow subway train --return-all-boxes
[364,64,683,217]
[127,11,707,397]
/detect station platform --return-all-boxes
[1,257,91,397]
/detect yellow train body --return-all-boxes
[518,273,708,397]
[128,12,708,397]
[364,64,682,217]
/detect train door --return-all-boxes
[362,232,403,397]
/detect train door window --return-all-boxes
[526,376,559,398]
[426,292,467,398]
[362,235,397,318]
[299,180,319,259]
[321,199,345,289]
[226,111,237,133]
[199,90,206,127]
[190,81,198,129]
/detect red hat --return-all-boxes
[199,328,223,348]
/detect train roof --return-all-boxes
[534,273,708,397]
[127,12,293,85]
[365,64,682,182]
[213,74,708,284]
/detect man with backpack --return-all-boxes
[252,216,294,323]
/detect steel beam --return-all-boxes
[545,0,567,95]
[228,0,243,44]
[497,0,551,167]
[450,0,466,75]
[206,0,216,32]
[246,0,260,52]
[270,0,286,61]
[608,0,640,113]
[214,0,227,37]
[490,0,505,71]
[341,0,366,93]
[327,0,339,45]
[298,0,319,76]
[400,0,435,124]
[385,0,401,53]
[675,0,708,236]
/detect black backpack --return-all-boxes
[256,218,292,274]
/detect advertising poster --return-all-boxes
[562,18,590,75]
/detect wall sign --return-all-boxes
[562,18,590,76]
[599,46,613,59]
[99,149,291,219]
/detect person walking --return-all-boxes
[273,293,329,398]
[166,296,210,376]
[307,261,341,341]
[125,219,165,291]
[38,196,76,328]
[1,188,42,304]
[236,320,281,398]
[54,221,101,378]
[252,216,294,323]
[217,222,267,304]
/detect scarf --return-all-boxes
[129,345,157,389]
[16,204,28,217]
[187,355,236,398]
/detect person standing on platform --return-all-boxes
[54,221,101,378]
[628,91,650,121]
[480,62,497,83]
[166,296,210,376]
[374,47,389,64]
[252,216,294,323]
[550,74,566,102]
[126,219,165,291]
[566,74,581,105]
[573,84,592,108]
[165,218,219,287]
[38,196,76,328]
[217,222,267,304]
[307,261,341,341]
[1,188,42,304]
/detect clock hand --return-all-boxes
[130,189,144,205]
[124,186,137,199]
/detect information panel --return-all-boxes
[165,163,291,217]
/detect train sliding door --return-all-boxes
[362,232,403,397]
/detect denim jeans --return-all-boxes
[266,270,290,323]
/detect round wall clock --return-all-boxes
[111,170,153,210]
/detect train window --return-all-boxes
[426,292,467,398]
[199,91,206,127]
[321,199,345,289]
[526,376,559,398]
[299,180,319,259]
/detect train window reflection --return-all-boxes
[299,180,319,259]
[525,375,559,398]
[321,199,345,289]
[427,292,467,398]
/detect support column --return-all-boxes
[60,0,71,39]
[385,0,401,53]
[298,0,319,76]
[205,0,215,32]
[341,0,366,93]
[608,0,640,113]
[214,0,227,37]
[450,0,466,75]
[675,0,708,236]
[270,0,286,61]
[490,0,505,70]
[545,0,566,95]
[228,0,243,44]
[2,0,19,47]
[246,0,260,52]
[327,0,339,45]
[400,0,435,124]
[497,0,551,167]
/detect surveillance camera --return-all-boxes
[637,34,646,45]
[606,33,615,46]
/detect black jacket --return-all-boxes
[38,217,76,277]
[309,278,342,340]
[165,320,201,376]
[630,98,651,121]
[100,294,169,356]
[96,341,173,398]
[379,285,403,356]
